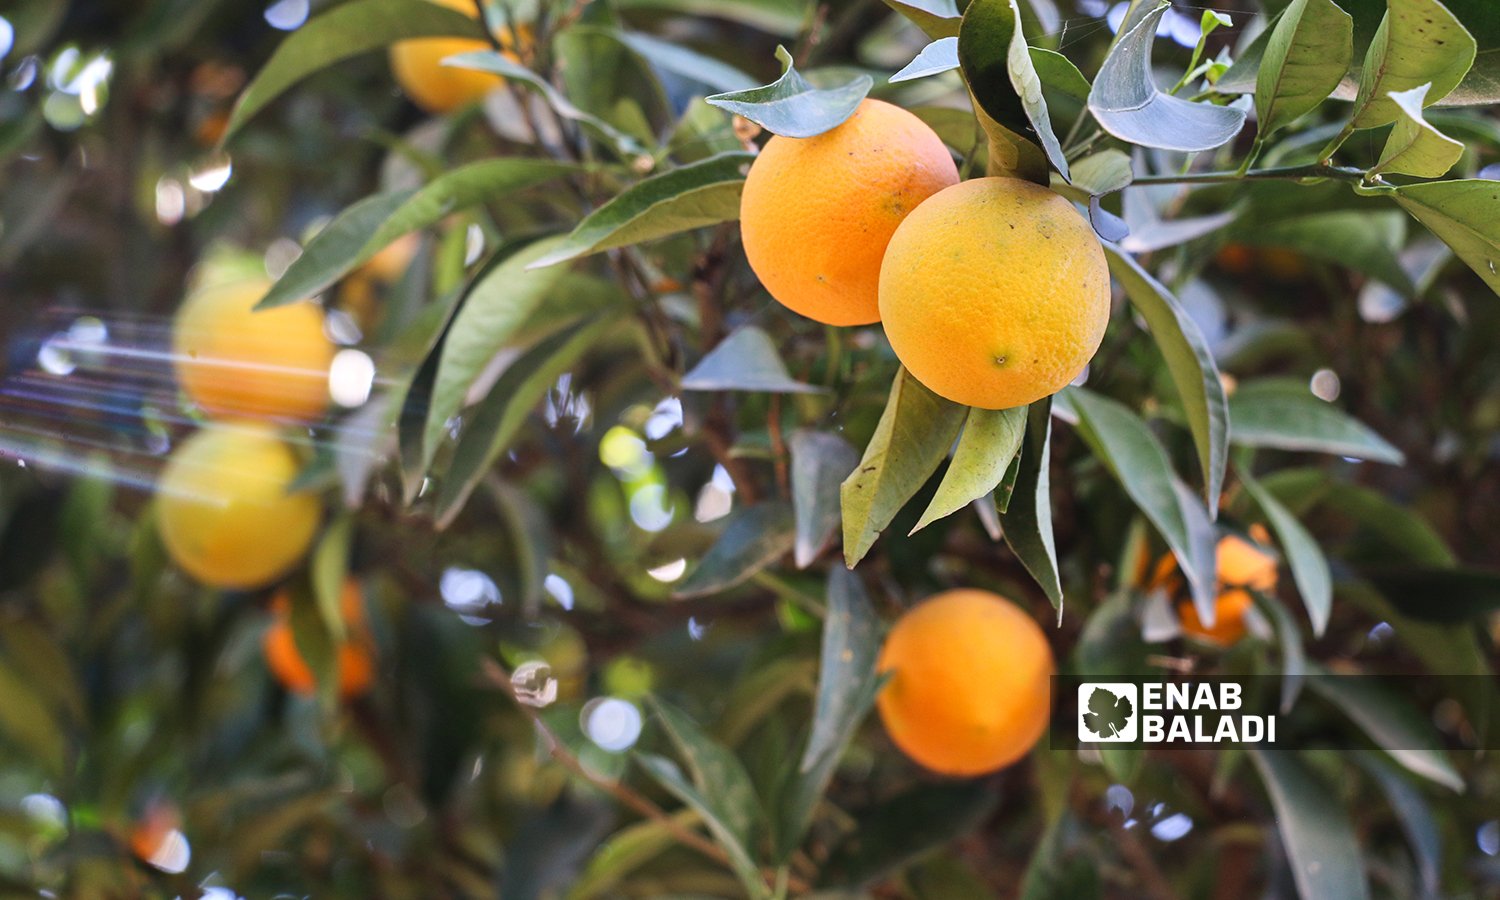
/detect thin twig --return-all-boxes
[1129,163,1367,185]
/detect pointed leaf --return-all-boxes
[616,31,759,92]
[528,152,753,269]
[840,369,967,567]
[882,0,963,40]
[1353,752,1442,898]
[1351,0,1476,129]
[1068,149,1132,197]
[1372,84,1465,177]
[997,399,1063,609]
[674,502,796,598]
[789,430,860,568]
[1088,2,1247,152]
[1240,210,1415,296]
[1228,378,1404,463]
[1241,471,1332,637]
[891,37,961,83]
[1029,48,1092,102]
[1255,0,1354,137]
[681,326,827,394]
[958,0,1070,179]
[818,782,999,888]
[1250,590,1307,714]
[706,46,872,138]
[1104,247,1228,513]
[913,405,1026,533]
[1247,745,1371,900]
[635,755,767,900]
[1391,179,1500,297]
[1306,668,1464,791]
[649,698,762,845]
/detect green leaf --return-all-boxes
[913,405,1026,534]
[564,809,701,900]
[435,315,618,523]
[840,369,967,567]
[1444,46,1500,105]
[1353,752,1442,898]
[789,430,861,568]
[909,854,999,900]
[615,31,759,92]
[1371,84,1465,177]
[681,326,827,394]
[1351,0,1477,129]
[1019,814,1101,900]
[616,0,807,36]
[1087,2,1247,152]
[997,399,1063,610]
[1390,178,1500,297]
[1256,0,1354,137]
[1228,378,1404,464]
[1363,566,1500,622]
[528,153,753,269]
[635,754,767,900]
[1247,745,1371,900]
[488,480,553,614]
[1250,590,1307,714]
[891,37,961,83]
[311,514,353,642]
[818,782,999,888]
[1067,387,1217,622]
[1067,150,1132,197]
[882,0,964,40]
[1306,667,1464,791]
[1317,479,1456,566]
[675,502,796,598]
[1239,210,1415,296]
[778,567,881,860]
[0,660,65,777]
[1241,471,1332,637]
[1029,48,1092,102]
[257,159,575,310]
[958,0,1070,180]
[1076,591,1151,780]
[221,0,485,141]
[1215,11,1279,94]
[649,698,763,846]
[1104,248,1229,514]
[706,46,872,139]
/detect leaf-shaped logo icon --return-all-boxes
[1081,686,1134,738]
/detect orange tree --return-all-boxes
[0,0,1499,898]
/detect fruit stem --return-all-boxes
[1129,163,1367,185]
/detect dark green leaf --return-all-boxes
[616,0,806,36]
[841,369,967,567]
[1351,0,1477,129]
[997,399,1063,610]
[1364,566,1500,622]
[1019,814,1101,900]
[818,782,999,888]
[1029,48,1092,102]
[1238,210,1414,296]
[1076,592,1151,780]
[789,430,861,568]
[706,46,872,139]
[1306,667,1463,791]
[1256,0,1354,137]
[529,153,753,269]
[674,502,796,598]
[913,405,1026,533]
[909,854,998,900]
[616,31,759,92]
[1250,590,1308,714]
[1353,752,1442,898]
[1241,471,1332,637]
[649,698,763,846]
[681,325,828,394]
[882,0,964,40]
[635,755,768,900]
[488,480,554,614]
[311,514,353,642]
[1215,12,1278,94]
[891,38,961,83]
[1228,378,1404,464]
[1389,179,1500,297]
[1247,745,1371,900]
[958,0,1070,179]
[0,662,64,776]
[1371,84,1465,177]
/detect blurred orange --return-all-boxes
[263,578,375,699]
[1142,525,1279,647]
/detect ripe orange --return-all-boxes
[389,0,514,115]
[878,177,1110,409]
[876,589,1055,776]
[1153,527,1278,647]
[173,277,334,422]
[156,423,321,589]
[263,578,375,699]
[738,99,959,326]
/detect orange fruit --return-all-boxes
[738,98,959,326]
[876,589,1055,776]
[878,177,1110,409]
[1178,589,1255,647]
[1172,527,1279,647]
[263,578,375,699]
[128,804,182,867]
[389,0,515,114]
[156,423,321,589]
[173,277,334,422]
[1214,242,1256,275]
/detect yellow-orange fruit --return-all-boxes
[172,277,334,422]
[876,589,1055,776]
[879,177,1110,409]
[738,98,959,326]
[1173,527,1279,647]
[389,0,510,114]
[156,423,321,589]
[263,578,375,699]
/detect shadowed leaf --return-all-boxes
[1247,745,1371,900]
[913,405,1026,533]
[682,326,827,394]
[789,430,860,567]
[706,46,872,138]
[1351,0,1476,128]
[675,502,796,598]
[1255,0,1353,137]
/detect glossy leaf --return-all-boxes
[882,0,963,40]
[1067,149,1132,197]
[1247,745,1371,900]
[1088,3,1246,152]
[913,405,1026,534]
[1029,48,1092,102]
[635,755,767,900]
[818,782,999,888]
[1104,247,1228,513]
[1228,378,1404,464]
[222,0,484,141]
[1241,471,1332,637]
[841,369,967,567]
[681,326,827,394]
[675,502,796,598]
[789,430,860,568]
[616,31,759,92]
[1372,84,1464,177]
[1306,668,1464,791]
[705,46,872,139]
[998,399,1063,610]
[1390,179,1500,297]
[529,153,753,269]
[1351,0,1476,129]
[892,37,960,83]
[1255,0,1354,137]
[958,0,1070,180]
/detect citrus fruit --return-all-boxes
[876,589,1055,776]
[263,578,375,699]
[738,98,959,326]
[156,423,321,589]
[1173,528,1279,647]
[173,277,335,422]
[389,0,514,115]
[878,177,1110,409]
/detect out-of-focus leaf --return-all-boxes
[1077,591,1151,781]
[1389,179,1500,297]
[1354,751,1442,898]
[1241,471,1332,637]
[1250,590,1308,713]
[1444,46,1500,105]
[222,0,485,140]
[500,794,615,900]
[958,0,1070,180]
[0,661,64,776]
[1228,378,1404,463]
[706,46,872,139]
[1247,745,1371,900]
[1030,48,1092,102]
[636,754,767,900]
[818,782,999,888]
[529,153,753,269]
[1117,207,1236,253]
[883,0,963,40]
[909,854,998,900]
[778,567,881,860]
[1350,0,1476,128]
[891,37,960,83]
[998,400,1062,609]
[1238,210,1414,295]
[616,31,759,92]
[789,430,860,568]
[1306,667,1464,791]
[311,514,353,642]
[650,698,762,845]
[1371,84,1465,177]
[1019,814,1102,900]
[675,502,796,598]
[1363,567,1500,622]
[1322,481,1457,566]
[681,326,827,394]
[1067,150,1132,197]
[1068,388,1217,621]
[489,480,554,614]
[564,809,702,900]
[1255,0,1353,137]
[1215,13,1277,94]
[616,0,806,36]
[1104,247,1228,513]
[285,574,340,709]
[841,369,967,567]
[1088,3,1246,152]
[913,405,1026,534]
